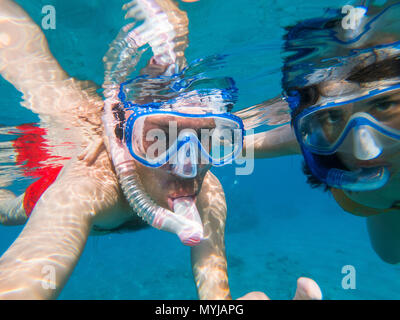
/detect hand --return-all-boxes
[237,277,322,300]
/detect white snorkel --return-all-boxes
[102,0,204,245]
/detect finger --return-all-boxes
[237,291,270,300]
[293,277,323,300]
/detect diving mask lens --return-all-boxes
[297,94,400,155]
[126,112,243,167]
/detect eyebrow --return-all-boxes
[368,96,391,104]
[346,57,400,83]
[366,93,400,105]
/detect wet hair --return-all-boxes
[290,56,400,124]
[111,99,234,142]
[289,84,320,124]
[302,153,348,192]
[346,56,400,83]
[302,161,329,191]
[112,103,125,141]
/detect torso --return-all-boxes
[17,86,150,235]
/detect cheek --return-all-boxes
[388,151,400,172]
[197,163,212,176]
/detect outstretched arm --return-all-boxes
[243,124,300,159]
[0,0,68,96]
[191,172,231,300]
[0,156,119,299]
[235,97,300,159]
[0,0,93,117]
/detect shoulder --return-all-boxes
[330,188,384,217]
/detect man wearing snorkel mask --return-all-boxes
[0,0,238,300]
[244,0,400,264]
[0,0,322,300]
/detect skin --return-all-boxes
[245,82,400,264]
[0,0,322,300]
[0,0,229,299]
[238,277,322,300]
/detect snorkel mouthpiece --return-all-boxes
[172,197,203,246]
[117,162,204,246]
[326,166,390,192]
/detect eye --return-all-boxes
[324,110,345,124]
[373,101,397,112]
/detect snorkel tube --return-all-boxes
[102,97,204,246]
[101,0,206,245]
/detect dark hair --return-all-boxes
[112,103,125,140]
[301,153,349,192]
[289,84,320,125]
[302,161,329,191]
[347,56,400,84]
[290,56,400,126]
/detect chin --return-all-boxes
[136,162,209,210]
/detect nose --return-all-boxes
[353,126,382,160]
[172,140,198,178]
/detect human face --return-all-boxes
[125,108,235,211]
[329,89,400,176]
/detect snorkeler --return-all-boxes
[0,0,322,300]
[243,0,400,264]
[0,0,238,299]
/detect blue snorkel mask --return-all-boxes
[118,79,244,179]
[283,0,400,192]
[289,82,400,191]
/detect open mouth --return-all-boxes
[166,194,203,246]
[167,195,197,211]
[354,160,391,170]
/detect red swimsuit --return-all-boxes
[12,124,70,217]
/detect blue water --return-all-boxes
[1,0,400,299]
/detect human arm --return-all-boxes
[0,0,68,96]
[243,124,301,159]
[0,0,98,117]
[191,172,322,300]
[0,156,119,299]
[191,171,231,300]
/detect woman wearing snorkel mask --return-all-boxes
[243,0,400,264]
